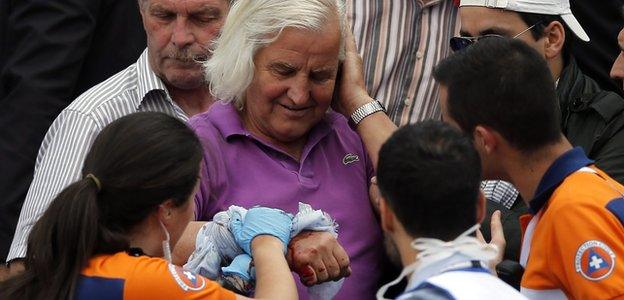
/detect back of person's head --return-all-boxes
[205,0,347,108]
[0,112,203,300]
[434,38,562,153]
[377,121,482,241]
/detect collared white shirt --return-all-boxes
[7,49,188,261]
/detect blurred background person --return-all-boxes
[0,0,146,267]
[570,0,624,95]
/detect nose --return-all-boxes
[287,75,311,105]
[610,53,624,80]
[171,18,195,49]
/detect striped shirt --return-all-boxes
[7,49,188,261]
[481,180,519,209]
[347,0,460,125]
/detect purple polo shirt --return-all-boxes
[189,102,383,300]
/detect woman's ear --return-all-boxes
[158,199,176,223]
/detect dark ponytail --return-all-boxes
[1,112,203,299]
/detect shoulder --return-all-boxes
[65,62,140,120]
[189,102,235,140]
[121,256,236,300]
[324,111,364,144]
[549,170,622,210]
[398,282,455,300]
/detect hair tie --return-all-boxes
[85,174,102,192]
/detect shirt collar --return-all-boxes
[207,101,335,158]
[136,49,171,108]
[529,147,594,214]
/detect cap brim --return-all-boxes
[561,13,590,42]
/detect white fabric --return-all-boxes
[184,203,342,299]
[520,287,567,300]
[459,0,590,42]
[159,220,173,263]
[376,224,500,300]
[406,270,528,300]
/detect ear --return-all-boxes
[379,197,396,233]
[542,21,565,60]
[158,199,176,223]
[473,125,497,155]
[476,191,487,224]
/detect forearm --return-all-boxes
[351,101,397,169]
[172,221,207,266]
[252,236,297,300]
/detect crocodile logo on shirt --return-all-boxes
[342,153,360,165]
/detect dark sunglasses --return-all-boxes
[449,23,541,52]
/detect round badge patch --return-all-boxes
[168,264,207,291]
[574,240,616,281]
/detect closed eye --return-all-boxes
[269,62,298,77]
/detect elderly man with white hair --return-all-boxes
[7,0,352,286]
[191,0,399,298]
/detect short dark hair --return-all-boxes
[377,121,482,241]
[433,38,562,153]
[1,112,203,300]
[517,12,573,59]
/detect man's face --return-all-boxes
[459,7,545,56]
[242,24,341,145]
[610,27,624,90]
[140,0,228,90]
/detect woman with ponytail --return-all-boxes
[0,112,297,300]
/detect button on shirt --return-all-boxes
[347,0,460,125]
[7,49,188,261]
[190,102,383,300]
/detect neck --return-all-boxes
[396,234,418,267]
[549,55,565,82]
[128,219,165,257]
[168,85,215,118]
[506,137,572,204]
[240,110,307,161]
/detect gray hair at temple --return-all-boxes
[204,0,347,108]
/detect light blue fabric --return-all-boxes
[221,254,254,281]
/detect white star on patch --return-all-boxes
[590,256,604,270]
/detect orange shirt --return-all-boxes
[520,148,624,299]
[76,252,236,300]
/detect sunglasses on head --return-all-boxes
[449,22,541,52]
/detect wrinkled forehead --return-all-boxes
[459,6,528,37]
[141,0,230,11]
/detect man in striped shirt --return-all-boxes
[346,0,460,125]
[5,0,227,268]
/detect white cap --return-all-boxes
[460,0,590,42]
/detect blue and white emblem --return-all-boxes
[574,240,616,281]
[168,264,207,291]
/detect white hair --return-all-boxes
[204,0,347,108]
